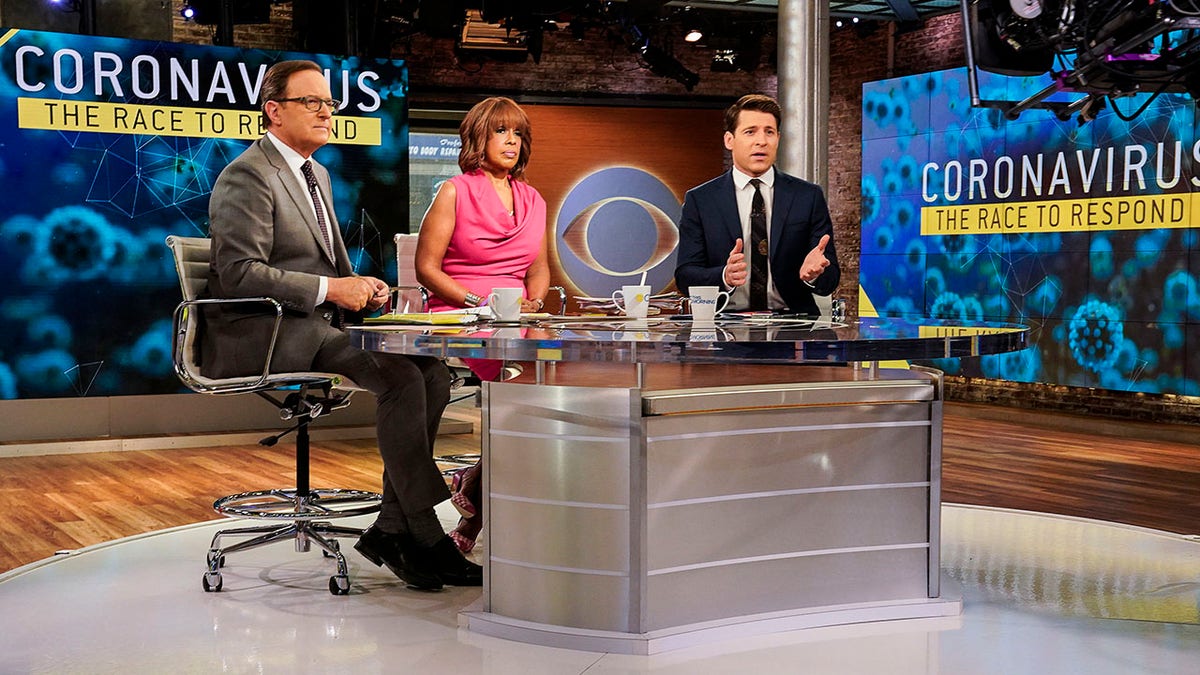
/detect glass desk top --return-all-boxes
[348,315,1029,365]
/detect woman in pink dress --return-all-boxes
[415,97,549,552]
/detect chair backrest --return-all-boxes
[168,235,212,302]
[166,235,211,387]
[395,233,420,287]
[393,233,427,312]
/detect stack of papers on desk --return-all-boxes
[364,312,479,325]
[573,293,683,315]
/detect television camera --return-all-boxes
[963,0,1200,123]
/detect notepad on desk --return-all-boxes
[364,312,480,325]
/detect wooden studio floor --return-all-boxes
[1,401,1197,573]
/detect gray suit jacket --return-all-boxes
[201,136,354,378]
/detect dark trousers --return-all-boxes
[314,331,452,530]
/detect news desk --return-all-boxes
[350,315,1028,654]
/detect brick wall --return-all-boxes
[171,0,293,51]
[170,7,1200,425]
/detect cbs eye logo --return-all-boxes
[554,167,681,297]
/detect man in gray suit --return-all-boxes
[203,60,478,590]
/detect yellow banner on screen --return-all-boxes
[920,193,1194,235]
[16,97,380,145]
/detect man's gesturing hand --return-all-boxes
[799,234,830,284]
[723,238,748,288]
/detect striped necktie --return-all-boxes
[748,178,769,311]
[300,159,334,259]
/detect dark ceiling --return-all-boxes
[657,1,962,22]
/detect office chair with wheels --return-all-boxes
[167,235,382,596]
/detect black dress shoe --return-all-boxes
[424,535,483,586]
[354,526,443,591]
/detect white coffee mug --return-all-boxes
[487,287,524,322]
[611,284,651,319]
[688,286,730,322]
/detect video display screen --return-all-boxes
[0,28,408,399]
[862,68,1199,394]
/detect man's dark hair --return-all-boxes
[724,94,782,133]
[260,60,322,129]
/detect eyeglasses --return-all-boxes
[272,96,341,114]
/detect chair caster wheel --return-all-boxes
[206,550,225,568]
[329,575,350,595]
[202,571,223,592]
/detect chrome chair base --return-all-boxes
[203,488,382,595]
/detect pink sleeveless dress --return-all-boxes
[429,169,547,381]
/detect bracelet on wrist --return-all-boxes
[531,297,544,311]
[463,291,483,307]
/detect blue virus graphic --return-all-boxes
[984,293,1010,319]
[0,363,16,399]
[925,267,947,297]
[962,296,984,321]
[1027,276,1063,317]
[981,347,1041,381]
[26,315,73,350]
[0,214,45,257]
[874,225,894,251]
[925,357,962,375]
[1111,337,1141,376]
[43,205,118,281]
[893,200,917,230]
[896,156,920,191]
[125,319,174,377]
[939,233,977,269]
[1161,322,1186,350]
[882,164,902,195]
[1139,348,1159,372]
[882,295,918,317]
[930,291,968,320]
[1067,299,1124,372]
[1089,237,1114,280]
[1162,269,1197,318]
[905,239,926,269]
[1134,231,1167,270]
[861,176,881,223]
[14,349,78,395]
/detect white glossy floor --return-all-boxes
[1,503,1197,674]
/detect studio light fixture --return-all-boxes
[711,48,737,72]
[624,23,699,91]
[180,2,196,21]
[707,28,761,74]
[681,6,703,43]
[47,0,95,35]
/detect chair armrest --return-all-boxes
[389,284,429,313]
[172,296,285,394]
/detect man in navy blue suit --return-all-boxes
[675,94,839,316]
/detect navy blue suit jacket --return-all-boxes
[674,169,840,316]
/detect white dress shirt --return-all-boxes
[726,165,785,311]
[265,132,330,305]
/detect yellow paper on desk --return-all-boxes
[364,313,479,325]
